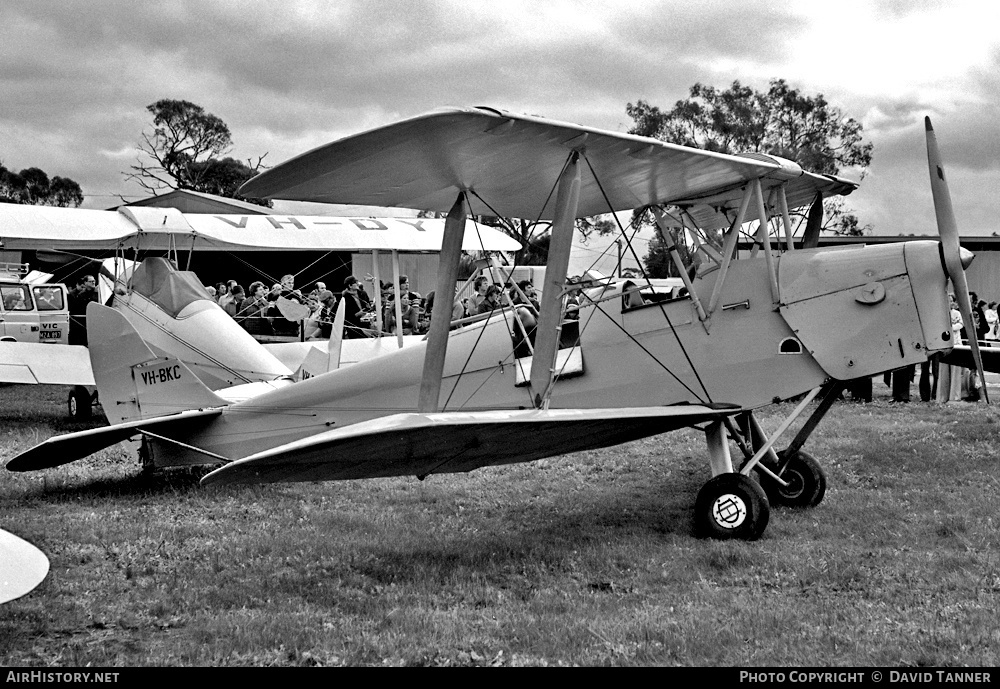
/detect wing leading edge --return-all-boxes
[201,405,741,487]
[239,106,857,225]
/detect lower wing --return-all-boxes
[6,408,223,472]
[201,404,740,486]
[0,341,94,385]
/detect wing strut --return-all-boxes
[751,179,780,304]
[530,152,581,408]
[418,193,468,413]
[706,185,754,317]
[651,207,708,326]
[777,185,795,252]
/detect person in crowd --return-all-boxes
[205,285,217,299]
[68,274,99,346]
[312,290,337,339]
[278,274,305,303]
[384,292,420,335]
[985,301,998,341]
[511,279,540,312]
[266,283,282,303]
[938,294,967,402]
[341,276,369,339]
[215,282,230,308]
[425,290,466,330]
[467,276,489,314]
[237,281,272,336]
[225,285,245,319]
[476,284,504,315]
[974,297,990,342]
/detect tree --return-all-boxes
[0,161,83,207]
[126,99,270,206]
[626,78,873,249]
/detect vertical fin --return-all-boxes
[87,303,228,424]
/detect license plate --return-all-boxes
[40,330,62,339]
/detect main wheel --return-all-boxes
[759,449,826,508]
[68,386,92,420]
[695,473,770,541]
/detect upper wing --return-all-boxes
[0,342,94,386]
[201,404,740,486]
[239,106,857,224]
[0,528,48,605]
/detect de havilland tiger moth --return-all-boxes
[7,109,983,541]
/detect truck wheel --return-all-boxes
[68,386,92,420]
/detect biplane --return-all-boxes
[7,110,982,541]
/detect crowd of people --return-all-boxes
[871,291,997,404]
[205,272,554,344]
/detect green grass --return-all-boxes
[1,384,998,666]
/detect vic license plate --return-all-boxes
[40,330,62,339]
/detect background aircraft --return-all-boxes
[8,109,980,541]
[0,202,520,416]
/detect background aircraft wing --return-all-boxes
[201,404,741,486]
[0,342,94,386]
[239,106,857,224]
[0,528,49,605]
[942,345,1000,374]
[6,407,223,472]
[0,202,521,253]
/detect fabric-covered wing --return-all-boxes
[942,345,1000,374]
[0,342,94,386]
[0,528,49,605]
[201,405,740,486]
[6,408,223,472]
[239,106,857,224]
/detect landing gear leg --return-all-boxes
[695,419,770,540]
[732,381,842,508]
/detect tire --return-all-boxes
[695,473,770,541]
[759,449,826,508]
[68,386,92,420]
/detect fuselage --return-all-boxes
[145,241,953,466]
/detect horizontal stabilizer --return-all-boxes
[201,404,740,487]
[6,407,223,472]
[0,528,49,604]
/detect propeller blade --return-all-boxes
[926,116,988,402]
[802,192,823,249]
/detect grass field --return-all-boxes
[1,382,998,667]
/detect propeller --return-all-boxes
[925,116,988,403]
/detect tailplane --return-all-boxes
[87,303,228,425]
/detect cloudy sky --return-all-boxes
[3,0,999,254]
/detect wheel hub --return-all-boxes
[712,493,747,529]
